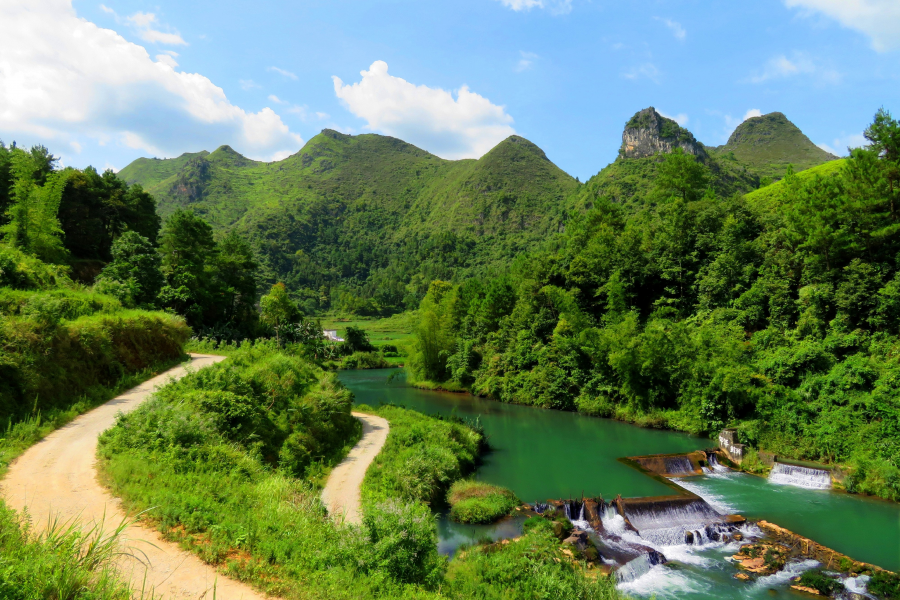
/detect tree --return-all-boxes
[654,148,710,202]
[344,326,374,352]
[57,167,160,261]
[863,108,900,219]
[214,230,259,332]
[94,232,163,307]
[1,148,69,263]
[260,283,300,346]
[158,210,218,326]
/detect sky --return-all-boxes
[1,0,899,180]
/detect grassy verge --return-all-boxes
[357,404,482,506]
[0,503,149,600]
[448,481,519,524]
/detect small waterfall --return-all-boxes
[533,502,550,514]
[562,500,590,530]
[707,454,729,472]
[769,463,831,489]
[623,499,729,546]
[664,456,695,475]
[600,503,628,536]
[614,550,667,583]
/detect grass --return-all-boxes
[744,158,847,206]
[320,313,415,366]
[444,518,621,600]
[0,501,151,600]
[357,404,483,506]
[447,481,519,524]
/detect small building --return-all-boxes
[323,329,344,342]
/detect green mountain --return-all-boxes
[118,130,579,314]
[118,108,838,314]
[710,112,838,180]
[575,108,760,208]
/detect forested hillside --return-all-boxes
[120,132,579,315]
[120,108,836,316]
[407,108,900,501]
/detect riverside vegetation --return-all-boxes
[97,343,623,599]
[406,108,900,502]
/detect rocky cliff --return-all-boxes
[620,107,707,160]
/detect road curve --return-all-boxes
[1,353,268,600]
[320,412,389,525]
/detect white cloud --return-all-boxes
[496,0,573,15]
[0,0,303,162]
[623,63,661,84]
[332,60,516,160]
[315,111,330,120]
[239,79,260,90]
[267,66,298,80]
[743,108,763,120]
[268,94,287,104]
[723,109,767,139]
[516,51,538,72]
[785,0,900,52]
[655,17,686,40]
[155,53,178,68]
[747,53,840,84]
[658,111,689,126]
[819,132,867,156]
[102,6,187,46]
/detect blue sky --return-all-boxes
[2,0,899,180]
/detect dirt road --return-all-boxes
[1,354,268,600]
[320,412,389,525]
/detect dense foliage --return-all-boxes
[119,132,581,315]
[409,109,900,501]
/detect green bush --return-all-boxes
[798,569,843,595]
[360,499,445,587]
[0,310,190,424]
[444,523,620,600]
[447,481,519,524]
[343,351,389,369]
[360,404,482,505]
[0,245,69,290]
[870,570,900,600]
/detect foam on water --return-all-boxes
[769,463,832,489]
[751,559,820,589]
[670,476,739,514]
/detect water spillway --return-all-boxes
[341,369,900,581]
[768,462,832,489]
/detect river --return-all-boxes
[339,369,900,597]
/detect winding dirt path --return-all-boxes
[1,354,267,600]
[321,412,389,525]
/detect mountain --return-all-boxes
[118,130,579,314]
[710,112,838,180]
[575,108,760,208]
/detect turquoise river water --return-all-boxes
[339,369,900,598]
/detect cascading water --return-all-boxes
[768,463,832,490]
[707,454,728,472]
[664,456,695,475]
[622,499,730,546]
[615,551,667,583]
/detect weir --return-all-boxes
[769,462,832,489]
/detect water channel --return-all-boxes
[339,369,900,597]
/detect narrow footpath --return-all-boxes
[1,354,267,600]
[321,412,390,525]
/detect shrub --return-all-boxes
[444,523,620,599]
[360,405,482,505]
[342,351,389,369]
[360,499,445,587]
[0,245,69,290]
[870,570,900,600]
[448,481,519,524]
[798,569,844,595]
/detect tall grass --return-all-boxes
[0,503,152,600]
